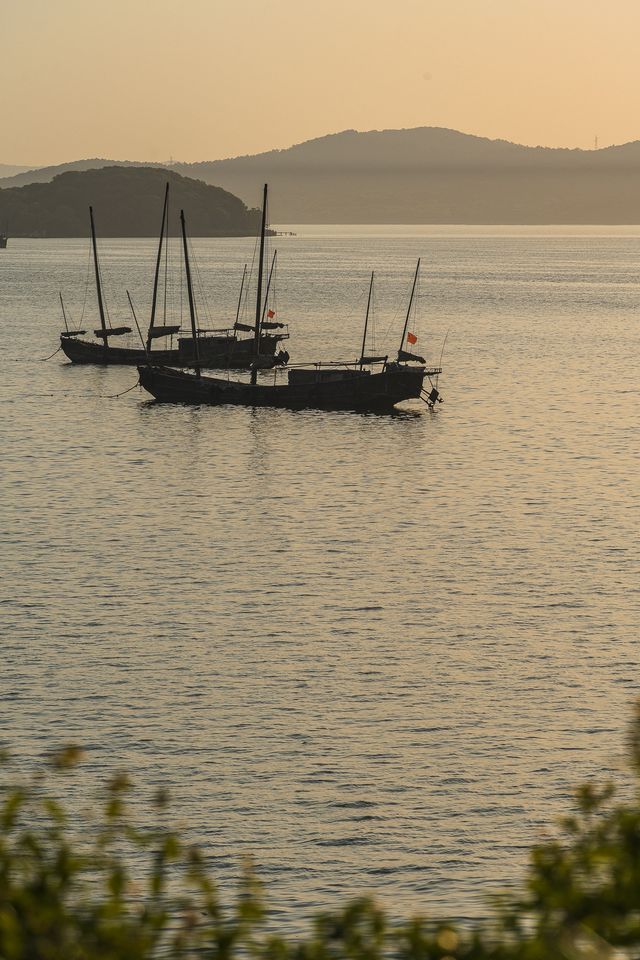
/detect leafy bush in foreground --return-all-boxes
[2,708,640,959]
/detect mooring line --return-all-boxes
[38,344,63,362]
[100,380,140,399]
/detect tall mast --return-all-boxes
[235,263,247,326]
[398,257,421,357]
[251,183,268,386]
[89,206,107,338]
[148,182,169,352]
[359,272,374,370]
[180,209,200,379]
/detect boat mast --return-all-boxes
[180,209,200,379]
[398,257,421,357]
[89,206,108,341]
[147,182,170,352]
[359,272,374,370]
[251,183,268,386]
[235,264,248,327]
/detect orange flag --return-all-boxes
[407,332,418,344]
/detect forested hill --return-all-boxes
[0,158,161,189]
[173,127,640,223]
[6,128,640,222]
[0,166,262,237]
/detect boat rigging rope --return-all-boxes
[271,253,279,321]
[163,200,170,326]
[242,225,261,324]
[38,344,63,361]
[190,236,213,329]
[179,235,184,327]
[79,237,92,325]
[370,278,377,355]
[381,300,402,342]
[381,267,418,343]
[96,238,117,329]
[100,380,140,399]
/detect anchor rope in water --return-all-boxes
[100,380,140,399]
[38,344,63,361]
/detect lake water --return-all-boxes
[1,226,639,931]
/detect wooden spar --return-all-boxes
[260,250,277,324]
[148,182,170,352]
[398,257,421,357]
[89,206,108,341]
[180,209,200,378]
[251,183,268,386]
[359,271,374,370]
[59,292,69,332]
[234,264,247,327]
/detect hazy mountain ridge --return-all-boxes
[4,127,640,222]
[184,128,640,170]
[0,163,38,179]
[173,128,640,222]
[0,158,164,189]
[0,167,261,237]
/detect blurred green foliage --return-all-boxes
[2,706,640,959]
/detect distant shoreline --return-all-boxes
[7,223,640,239]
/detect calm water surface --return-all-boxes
[1,226,639,929]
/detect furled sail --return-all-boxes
[251,353,279,369]
[398,348,425,363]
[234,322,254,332]
[94,326,132,338]
[359,355,387,365]
[148,325,181,339]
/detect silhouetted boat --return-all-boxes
[60,185,289,368]
[138,185,442,413]
[0,232,7,249]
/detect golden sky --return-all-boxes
[3,0,640,165]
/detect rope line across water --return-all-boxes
[100,380,141,399]
[38,344,63,362]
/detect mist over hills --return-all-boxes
[0,158,164,189]
[173,128,640,223]
[0,163,37,180]
[4,127,640,223]
[0,167,262,237]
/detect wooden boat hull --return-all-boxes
[61,337,177,365]
[137,363,427,411]
[60,333,286,368]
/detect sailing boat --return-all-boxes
[176,248,289,368]
[138,185,442,412]
[59,205,134,362]
[60,186,290,368]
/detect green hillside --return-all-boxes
[0,166,262,237]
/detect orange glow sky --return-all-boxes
[3,0,640,165]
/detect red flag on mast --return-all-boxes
[407,332,418,344]
[267,309,275,319]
